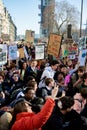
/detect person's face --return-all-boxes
[34,83,37,92]
[25,90,35,100]
[78,71,84,78]
[52,64,58,71]
[0,76,4,84]
[61,67,67,74]
[49,80,54,87]
[31,61,37,67]
[67,60,72,66]
[12,67,16,72]
[12,74,19,82]
[23,62,27,69]
[57,74,64,81]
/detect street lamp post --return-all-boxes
[80,0,83,37]
[0,15,2,37]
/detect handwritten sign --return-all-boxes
[18,48,24,58]
[47,34,62,57]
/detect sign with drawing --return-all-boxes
[78,49,87,66]
[8,45,18,60]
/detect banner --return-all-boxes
[8,45,18,60]
[35,44,45,60]
[0,44,7,66]
[47,33,62,57]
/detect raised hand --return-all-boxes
[51,83,59,99]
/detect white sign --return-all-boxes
[78,49,87,66]
[8,45,18,60]
[35,44,45,60]
[0,44,7,66]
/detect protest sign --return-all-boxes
[35,44,45,60]
[47,33,62,57]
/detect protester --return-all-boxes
[24,60,39,81]
[80,88,87,118]
[0,111,12,130]
[0,42,87,130]
[38,60,59,88]
[20,61,28,82]
[36,78,55,101]
[42,96,75,130]
[9,84,58,130]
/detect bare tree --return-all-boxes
[43,0,80,36]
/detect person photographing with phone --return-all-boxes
[9,82,59,130]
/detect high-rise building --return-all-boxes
[38,0,55,38]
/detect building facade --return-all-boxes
[0,0,17,42]
[38,0,55,38]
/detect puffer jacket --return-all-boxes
[11,98,55,130]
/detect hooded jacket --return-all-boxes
[38,67,55,88]
[41,66,55,79]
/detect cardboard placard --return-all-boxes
[18,48,24,58]
[47,33,62,57]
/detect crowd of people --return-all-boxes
[0,57,87,130]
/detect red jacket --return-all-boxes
[11,98,55,130]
